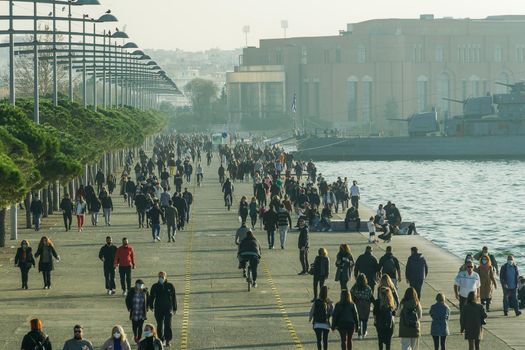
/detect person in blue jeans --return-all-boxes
[147,201,165,242]
[500,255,522,317]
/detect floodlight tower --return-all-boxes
[281,20,288,38]
[242,25,250,47]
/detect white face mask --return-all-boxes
[159,277,165,284]
[113,332,121,339]
[136,284,144,290]
[508,259,515,265]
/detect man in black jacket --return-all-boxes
[354,246,379,292]
[149,271,177,347]
[405,246,428,298]
[59,193,73,231]
[297,218,310,275]
[30,194,43,231]
[98,236,117,295]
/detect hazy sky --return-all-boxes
[3,0,525,51]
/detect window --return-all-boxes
[516,45,525,63]
[438,72,450,112]
[308,80,320,118]
[357,45,366,63]
[362,77,373,123]
[264,83,283,113]
[347,77,358,121]
[229,83,241,111]
[413,44,423,63]
[240,83,259,117]
[470,76,480,97]
[435,46,444,62]
[417,76,428,112]
[301,46,308,64]
[335,46,342,63]
[301,80,309,115]
[324,49,330,64]
[494,46,502,62]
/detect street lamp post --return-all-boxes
[82,14,88,108]
[33,0,39,123]
[52,1,57,106]
[92,19,96,111]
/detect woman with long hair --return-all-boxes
[75,195,87,232]
[21,318,52,350]
[249,197,258,229]
[312,248,330,301]
[430,293,450,350]
[335,244,354,291]
[309,285,333,350]
[238,195,249,224]
[101,325,131,350]
[34,236,60,289]
[373,287,396,350]
[460,291,487,350]
[138,324,164,350]
[399,287,422,350]
[331,290,359,350]
[14,239,35,289]
[351,273,375,340]
[377,274,399,309]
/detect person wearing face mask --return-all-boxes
[149,271,177,347]
[101,325,131,350]
[473,246,499,275]
[62,324,93,350]
[475,254,497,311]
[454,261,480,318]
[126,279,149,344]
[138,324,163,350]
[14,240,35,289]
[114,237,136,296]
[500,255,522,317]
[99,236,118,295]
[34,236,60,289]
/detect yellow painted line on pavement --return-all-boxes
[180,180,197,350]
[261,259,304,349]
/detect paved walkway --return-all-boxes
[0,157,524,349]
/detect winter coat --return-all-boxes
[149,281,177,312]
[126,288,149,320]
[332,302,359,330]
[476,265,496,299]
[15,247,36,270]
[164,206,179,226]
[460,303,487,340]
[335,251,354,283]
[101,196,113,210]
[35,245,59,272]
[30,199,43,215]
[354,252,379,285]
[60,198,73,214]
[101,338,131,350]
[238,237,262,258]
[298,226,309,249]
[405,253,428,282]
[429,302,450,337]
[398,300,422,338]
[21,330,51,350]
[313,255,330,279]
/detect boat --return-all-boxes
[294,82,525,160]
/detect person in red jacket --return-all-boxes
[114,237,135,296]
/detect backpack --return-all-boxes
[313,299,328,323]
[402,305,418,328]
[381,256,397,277]
[379,306,394,329]
[30,335,48,350]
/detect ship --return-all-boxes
[294,82,525,160]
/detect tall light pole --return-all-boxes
[242,25,250,48]
[33,0,39,123]
[52,1,57,106]
[82,14,89,108]
[9,0,16,241]
[281,20,288,39]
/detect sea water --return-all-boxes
[316,160,525,268]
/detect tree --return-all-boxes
[183,78,218,119]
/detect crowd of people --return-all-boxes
[12,133,525,350]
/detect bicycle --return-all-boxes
[225,193,232,211]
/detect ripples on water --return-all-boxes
[317,160,525,267]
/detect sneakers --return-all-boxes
[517,311,522,317]
[165,341,170,347]
[252,282,257,288]
[122,290,127,296]
[107,289,111,295]
[110,290,116,295]
[298,271,306,275]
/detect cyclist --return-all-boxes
[218,163,225,185]
[238,230,261,288]
[222,178,234,207]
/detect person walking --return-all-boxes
[30,193,43,231]
[60,193,73,231]
[90,195,101,226]
[101,325,131,350]
[297,217,310,275]
[62,324,94,350]
[335,244,354,291]
[101,193,114,226]
[99,236,117,295]
[309,285,333,350]
[349,180,360,209]
[454,260,480,316]
[263,206,279,249]
[164,200,179,243]
[331,290,359,350]
[354,246,379,293]
[148,201,165,242]
[135,190,149,228]
[138,324,164,350]
[114,237,135,296]
[312,248,330,301]
[373,287,396,350]
[378,246,402,288]
[149,271,177,347]
[21,318,51,350]
[277,203,292,249]
[377,275,400,309]
[75,196,87,232]
[34,236,60,289]
[14,240,35,289]
[126,279,149,344]
[460,291,487,350]
[248,197,258,229]
[398,287,422,350]
[182,188,193,223]
[429,293,450,350]
[476,254,497,311]
[500,255,522,316]
[351,274,375,340]
[405,247,428,299]
[238,196,249,224]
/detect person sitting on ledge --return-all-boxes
[320,205,333,232]
[344,206,361,232]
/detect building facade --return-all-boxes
[226,15,525,135]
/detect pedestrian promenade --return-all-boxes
[0,158,524,349]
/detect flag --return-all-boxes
[291,92,297,113]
